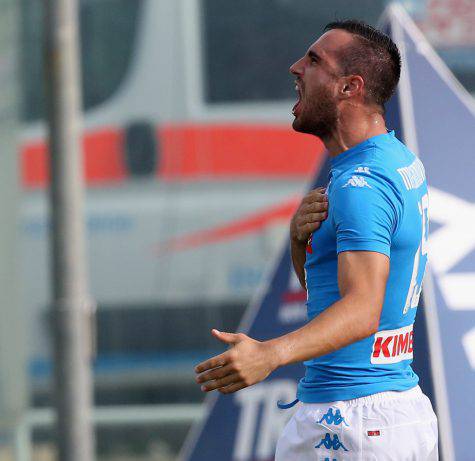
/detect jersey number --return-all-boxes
[403,193,429,314]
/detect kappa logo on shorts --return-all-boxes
[317,408,349,427]
[371,324,414,364]
[315,433,349,451]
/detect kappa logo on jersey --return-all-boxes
[315,433,349,451]
[317,408,349,427]
[354,166,371,174]
[371,324,414,364]
[342,175,372,188]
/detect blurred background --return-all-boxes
[0,0,473,460]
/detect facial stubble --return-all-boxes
[292,85,338,140]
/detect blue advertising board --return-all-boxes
[383,5,475,460]
[182,5,475,460]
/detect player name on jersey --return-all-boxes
[371,324,414,364]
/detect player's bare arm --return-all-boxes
[270,250,388,366]
[195,250,388,393]
[289,187,328,289]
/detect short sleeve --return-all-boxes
[331,173,401,257]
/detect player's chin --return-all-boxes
[292,116,312,134]
[292,116,306,133]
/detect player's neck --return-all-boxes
[323,110,387,158]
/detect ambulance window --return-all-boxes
[201,0,386,104]
[20,0,143,122]
[201,0,475,102]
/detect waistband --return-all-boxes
[302,385,422,408]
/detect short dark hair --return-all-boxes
[324,20,401,110]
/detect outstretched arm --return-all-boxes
[268,250,388,366]
[195,250,388,393]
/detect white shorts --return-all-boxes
[275,385,438,461]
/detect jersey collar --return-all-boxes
[329,131,395,179]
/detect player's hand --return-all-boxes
[290,187,328,243]
[195,329,278,394]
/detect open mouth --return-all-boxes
[292,81,303,116]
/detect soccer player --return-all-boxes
[195,20,438,460]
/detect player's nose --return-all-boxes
[290,57,304,76]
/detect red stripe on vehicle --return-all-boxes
[153,196,301,255]
[21,128,126,188]
[159,124,323,178]
[21,124,324,188]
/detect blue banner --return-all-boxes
[384,5,475,460]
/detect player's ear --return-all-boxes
[340,75,364,98]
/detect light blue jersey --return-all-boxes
[297,131,429,403]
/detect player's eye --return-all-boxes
[310,56,320,65]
